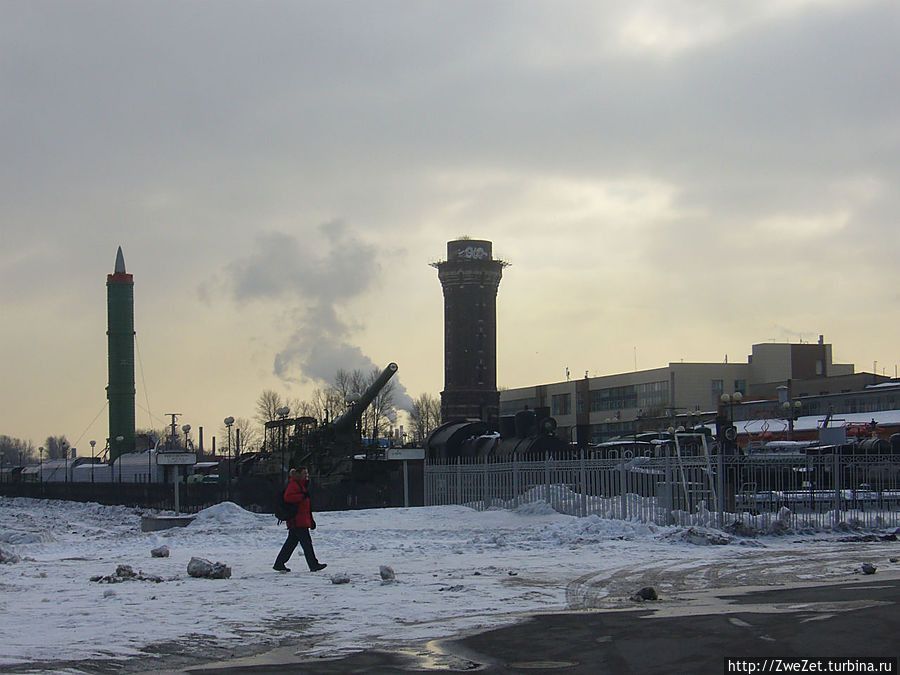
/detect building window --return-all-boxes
[711,380,724,401]
[733,380,746,395]
[636,381,669,409]
[552,393,571,416]
[590,385,637,412]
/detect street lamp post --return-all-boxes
[62,442,69,484]
[719,392,742,453]
[179,424,192,489]
[782,400,802,440]
[39,447,44,484]
[224,417,234,499]
[90,440,96,483]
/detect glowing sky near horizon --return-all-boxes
[2,0,898,449]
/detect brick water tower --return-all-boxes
[432,239,507,427]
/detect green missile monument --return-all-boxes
[106,246,136,463]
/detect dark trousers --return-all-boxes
[275,527,319,570]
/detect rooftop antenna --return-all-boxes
[166,413,181,447]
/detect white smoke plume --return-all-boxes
[223,222,413,410]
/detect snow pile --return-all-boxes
[188,500,268,530]
[568,514,657,542]
[0,531,51,545]
[513,501,557,516]
[664,527,734,546]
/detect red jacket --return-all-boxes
[283,477,314,528]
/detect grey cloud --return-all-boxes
[6,1,896,253]
[226,222,380,303]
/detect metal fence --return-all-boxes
[0,480,274,514]
[424,450,900,532]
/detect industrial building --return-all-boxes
[500,337,895,445]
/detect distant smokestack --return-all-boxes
[107,246,136,463]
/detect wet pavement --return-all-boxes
[178,572,900,674]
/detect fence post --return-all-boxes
[619,459,627,520]
[716,450,725,529]
[544,452,551,505]
[580,448,587,517]
[665,450,673,525]
[833,447,841,522]
[455,457,461,506]
[483,456,489,509]
[513,456,520,509]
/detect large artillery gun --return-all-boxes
[263,362,399,481]
[253,362,422,509]
[324,362,399,455]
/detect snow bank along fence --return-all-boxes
[424,449,900,531]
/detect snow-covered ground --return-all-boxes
[0,496,898,674]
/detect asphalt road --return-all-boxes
[183,573,900,675]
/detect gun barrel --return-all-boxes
[331,363,398,429]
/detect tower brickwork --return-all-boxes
[432,239,505,427]
[107,246,136,462]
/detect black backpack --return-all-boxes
[273,490,298,523]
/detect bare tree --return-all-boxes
[333,368,365,405]
[409,393,441,444]
[290,397,320,419]
[0,435,36,464]
[218,417,261,455]
[256,390,285,426]
[136,426,167,442]
[309,385,349,425]
[43,435,70,460]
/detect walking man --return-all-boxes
[274,467,327,572]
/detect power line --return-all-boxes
[135,334,153,429]
[71,401,109,450]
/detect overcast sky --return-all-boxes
[2,0,899,451]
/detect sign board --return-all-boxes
[385,448,425,461]
[156,452,197,466]
[819,426,847,446]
